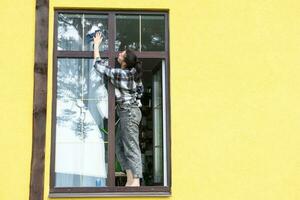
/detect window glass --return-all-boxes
[84,15,109,51]
[115,15,140,51]
[152,65,164,184]
[55,58,108,187]
[136,59,165,186]
[57,14,108,51]
[115,15,165,51]
[141,15,165,51]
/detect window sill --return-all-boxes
[49,186,171,198]
[49,191,171,198]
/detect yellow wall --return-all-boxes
[0,0,35,199]
[1,0,300,200]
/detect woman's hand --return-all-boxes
[93,32,103,49]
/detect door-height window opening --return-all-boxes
[50,10,170,197]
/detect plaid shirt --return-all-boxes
[93,57,144,106]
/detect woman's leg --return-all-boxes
[121,107,143,186]
[116,107,138,186]
[115,115,128,174]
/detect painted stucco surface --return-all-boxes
[0,0,299,200]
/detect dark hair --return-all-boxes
[124,49,143,82]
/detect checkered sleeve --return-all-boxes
[93,57,121,87]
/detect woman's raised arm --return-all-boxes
[93,32,103,59]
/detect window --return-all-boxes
[50,10,170,197]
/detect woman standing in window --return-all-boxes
[93,32,144,186]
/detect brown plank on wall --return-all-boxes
[29,0,49,200]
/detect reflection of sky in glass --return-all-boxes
[57,14,108,51]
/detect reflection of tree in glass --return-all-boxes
[57,59,81,99]
[57,14,83,50]
[84,16,109,51]
[141,16,165,51]
[74,105,94,140]
[56,107,76,126]
[116,32,139,51]
[58,14,109,51]
[56,59,108,141]
[82,59,108,100]
[116,16,139,51]
[56,59,85,140]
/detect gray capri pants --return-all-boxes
[116,103,143,178]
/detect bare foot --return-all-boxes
[125,169,133,186]
[126,178,140,187]
[124,169,141,187]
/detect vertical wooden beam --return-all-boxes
[30,0,49,199]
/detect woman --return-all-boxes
[93,32,144,186]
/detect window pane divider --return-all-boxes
[107,12,116,187]
[56,51,109,58]
[56,51,166,58]
[139,14,142,52]
[113,51,166,58]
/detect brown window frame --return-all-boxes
[49,9,171,197]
